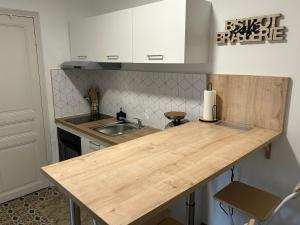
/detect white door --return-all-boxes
[133,0,186,63]
[96,9,133,63]
[69,17,98,61]
[0,14,48,203]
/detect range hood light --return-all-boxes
[60,61,121,70]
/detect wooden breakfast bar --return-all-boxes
[42,122,282,225]
[42,75,289,225]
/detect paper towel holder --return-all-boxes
[207,82,213,91]
[199,105,218,123]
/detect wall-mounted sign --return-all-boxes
[216,14,286,45]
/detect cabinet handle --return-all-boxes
[77,56,88,60]
[147,55,164,61]
[89,141,100,147]
[107,55,119,60]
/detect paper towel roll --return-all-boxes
[203,90,216,121]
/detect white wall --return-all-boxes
[209,0,300,179]
[0,0,93,162]
[208,1,300,224]
[90,0,162,14]
[0,0,92,70]
[89,1,300,225]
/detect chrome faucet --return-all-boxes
[133,118,143,129]
[119,117,143,129]
[119,117,129,122]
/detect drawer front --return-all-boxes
[81,137,111,155]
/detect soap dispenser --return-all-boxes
[117,108,126,121]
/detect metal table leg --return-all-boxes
[186,192,195,225]
[92,218,98,225]
[69,199,81,225]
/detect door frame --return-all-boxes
[0,8,52,164]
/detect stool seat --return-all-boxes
[214,181,282,221]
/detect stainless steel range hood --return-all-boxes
[60,61,121,70]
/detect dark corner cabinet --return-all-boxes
[57,128,81,161]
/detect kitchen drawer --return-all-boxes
[81,136,111,155]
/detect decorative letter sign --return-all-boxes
[216,14,286,45]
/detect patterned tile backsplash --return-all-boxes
[51,69,94,118]
[51,69,207,129]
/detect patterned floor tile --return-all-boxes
[0,187,92,225]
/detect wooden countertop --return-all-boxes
[56,115,160,145]
[42,121,282,225]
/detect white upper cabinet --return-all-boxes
[69,17,98,61]
[133,0,211,64]
[133,0,186,63]
[95,9,133,63]
[69,0,211,64]
[70,9,132,63]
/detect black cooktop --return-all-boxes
[65,113,112,125]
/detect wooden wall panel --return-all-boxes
[208,75,289,131]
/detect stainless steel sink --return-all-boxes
[94,121,142,136]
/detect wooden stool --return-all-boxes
[214,181,300,225]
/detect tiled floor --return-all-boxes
[0,187,92,225]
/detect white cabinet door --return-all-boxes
[81,137,111,155]
[69,17,98,61]
[96,9,133,63]
[133,0,186,63]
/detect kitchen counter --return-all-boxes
[56,115,160,145]
[42,121,282,225]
